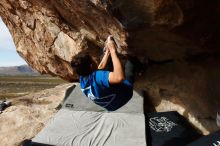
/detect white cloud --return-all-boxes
[0,17,27,66]
[0,17,16,51]
[0,40,16,51]
[0,60,26,67]
[0,50,27,66]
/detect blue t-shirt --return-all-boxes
[80,70,133,111]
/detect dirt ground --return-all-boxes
[0,83,73,146]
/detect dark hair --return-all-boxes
[71,52,93,76]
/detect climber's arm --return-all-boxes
[107,37,125,84]
[98,49,110,70]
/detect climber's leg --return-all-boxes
[125,57,135,84]
[125,55,147,84]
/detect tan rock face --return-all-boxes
[0,0,220,134]
[0,0,219,78]
[0,0,127,81]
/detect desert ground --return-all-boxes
[0,75,70,146]
[0,75,67,100]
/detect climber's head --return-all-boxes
[71,51,97,76]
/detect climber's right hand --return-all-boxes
[106,36,116,54]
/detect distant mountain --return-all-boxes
[0,65,40,76]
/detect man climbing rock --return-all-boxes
[71,36,139,111]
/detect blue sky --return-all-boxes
[0,17,27,67]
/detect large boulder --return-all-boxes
[1,0,219,80]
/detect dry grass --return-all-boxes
[0,75,67,101]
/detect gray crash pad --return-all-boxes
[33,109,146,146]
[32,84,146,146]
[62,84,144,113]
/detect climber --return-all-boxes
[71,36,140,111]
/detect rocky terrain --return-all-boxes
[0,0,220,135]
[0,83,72,146]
